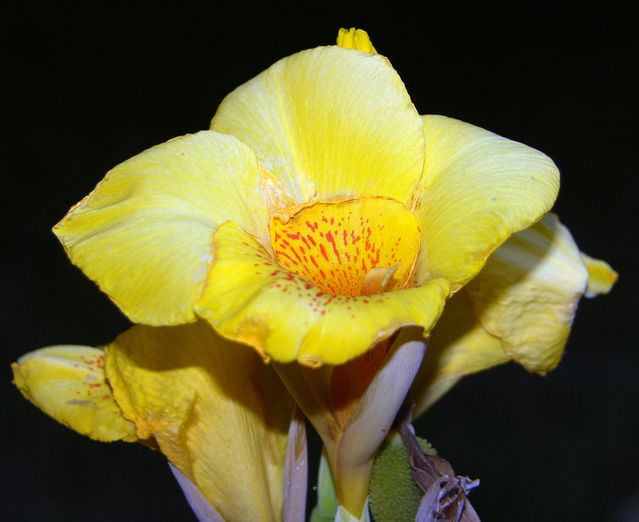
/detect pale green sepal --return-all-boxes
[335,503,370,522]
[369,433,436,522]
[308,448,372,522]
[311,448,338,522]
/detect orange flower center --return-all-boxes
[269,197,420,297]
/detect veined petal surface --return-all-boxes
[466,214,588,373]
[196,222,449,365]
[414,115,560,290]
[211,46,424,205]
[12,346,137,442]
[54,131,273,325]
[105,321,294,522]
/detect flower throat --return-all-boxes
[269,197,420,297]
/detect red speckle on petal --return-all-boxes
[319,244,329,262]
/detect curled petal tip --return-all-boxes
[337,28,377,54]
[581,253,618,297]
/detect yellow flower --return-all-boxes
[11,27,618,521]
[42,27,574,519]
[12,321,307,522]
[52,28,560,368]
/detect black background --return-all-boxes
[3,3,637,521]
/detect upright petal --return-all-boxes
[106,321,295,522]
[12,346,137,442]
[54,131,274,325]
[211,46,424,204]
[414,115,560,290]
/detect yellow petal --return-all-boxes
[411,292,509,417]
[337,28,377,53]
[12,346,137,442]
[413,214,614,415]
[466,214,588,374]
[105,321,294,522]
[581,253,618,297]
[211,46,424,205]
[54,131,274,326]
[414,115,560,291]
[196,221,449,365]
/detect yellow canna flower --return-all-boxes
[12,26,619,522]
[45,26,570,519]
[12,321,306,522]
[52,28,559,369]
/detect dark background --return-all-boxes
[3,4,637,521]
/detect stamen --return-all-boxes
[361,265,399,296]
